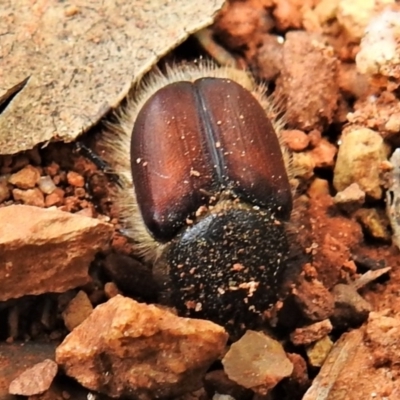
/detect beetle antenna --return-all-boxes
[74,141,123,187]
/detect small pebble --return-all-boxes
[306,336,333,368]
[44,161,60,176]
[62,196,81,212]
[58,171,67,183]
[307,178,330,199]
[385,114,400,134]
[12,188,45,207]
[222,330,293,395]
[8,165,41,189]
[309,138,337,168]
[355,208,392,241]
[9,359,58,396]
[45,188,65,207]
[38,176,57,194]
[52,175,61,185]
[292,152,315,180]
[333,128,388,200]
[281,130,310,152]
[334,183,366,213]
[292,277,334,322]
[104,282,121,299]
[290,320,333,346]
[62,290,93,332]
[67,171,85,187]
[342,260,357,274]
[74,187,86,198]
[285,352,310,394]
[331,284,372,329]
[64,4,80,17]
[308,130,322,148]
[356,8,400,79]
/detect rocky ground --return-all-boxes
[1,0,400,399]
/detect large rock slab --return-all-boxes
[0,0,225,155]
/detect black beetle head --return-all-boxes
[161,201,290,330]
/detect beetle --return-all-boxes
[102,61,302,331]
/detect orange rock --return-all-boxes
[292,277,335,321]
[12,187,45,207]
[66,171,85,187]
[45,188,65,207]
[8,165,41,189]
[309,138,338,168]
[281,129,310,152]
[104,282,120,299]
[56,295,228,399]
[222,330,293,395]
[0,205,113,301]
[9,359,57,396]
[62,291,93,332]
[0,342,55,399]
[290,319,333,346]
[334,182,366,213]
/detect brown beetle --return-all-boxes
[103,61,301,331]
